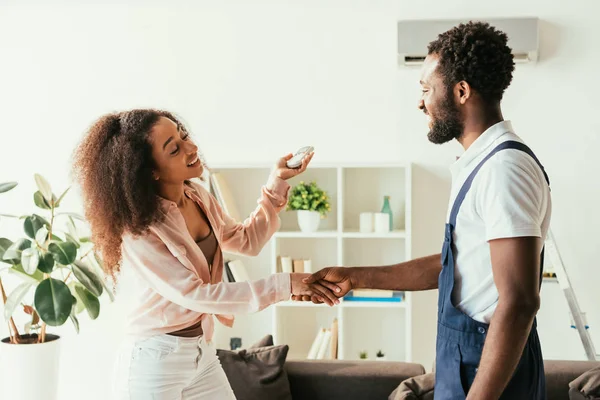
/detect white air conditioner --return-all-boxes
[397,17,539,67]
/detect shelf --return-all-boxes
[277,301,332,308]
[341,301,406,309]
[342,230,406,239]
[275,231,338,238]
[277,301,406,309]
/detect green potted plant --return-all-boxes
[0,175,112,400]
[359,350,368,360]
[286,181,331,233]
[376,349,386,361]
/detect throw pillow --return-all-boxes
[389,372,435,400]
[217,335,292,400]
[569,365,600,400]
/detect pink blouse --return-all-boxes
[120,175,292,342]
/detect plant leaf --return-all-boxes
[33,191,51,210]
[21,248,40,274]
[0,182,18,194]
[68,282,86,314]
[35,226,50,244]
[75,285,100,320]
[54,186,70,208]
[55,212,85,221]
[0,238,13,263]
[2,238,32,264]
[37,252,55,273]
[87,254,113,302]
[24,321,32,334]
[32,309,40,325]
[69,304,80,333]
[67,217,78,239]
[8,264,44,283]
[64,233,81,249]
[72,260,103,297]
[24,216,45,239]
[34,174,53,205]
[0,214,18,218]
[49,242,77,265]
[34,278,74,326]
[79,237,91,243]
[4,282,33,321]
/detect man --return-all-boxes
[297,22,551,399]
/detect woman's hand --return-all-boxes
[272,152,314,181]
[290,273,340,306]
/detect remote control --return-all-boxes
[286,146,314,169]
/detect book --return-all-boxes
[317,329,331,359]
[210,172,241,222]
[280,256,293,273]
[224,261,236,283]
[292,259,304,273]
[330,318,338,360]
[307,328,326,359]
[227,259,250,282]
[352,289,393,298]
[344,290,403,302]
[343,296,403,302]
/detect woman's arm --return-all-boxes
[208,153,313,256]
[123,230,337,314]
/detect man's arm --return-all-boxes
[466,236,542,400]
[356,254,442,291]
[299,253,441,300]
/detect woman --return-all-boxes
[72,109,338,399]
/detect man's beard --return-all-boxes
[427,94,464,144]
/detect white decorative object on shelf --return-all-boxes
[297,210,320,233]
[359,212,374,233]
[374,212,390,233]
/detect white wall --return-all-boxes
[1,1,599,398]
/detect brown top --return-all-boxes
[168,230,219,338]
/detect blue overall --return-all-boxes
[434,141,550,399]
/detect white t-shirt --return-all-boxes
[447,121,552,323]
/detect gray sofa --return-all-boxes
[285,359,600,400]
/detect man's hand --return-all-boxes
[291,267,356,303]
[290,273,340,306]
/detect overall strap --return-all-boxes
[448,140,550,229]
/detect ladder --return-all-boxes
[544,230,598,361]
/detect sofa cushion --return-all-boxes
[286,360,426,400]
[569,364,600,399]
[217,335,292,400]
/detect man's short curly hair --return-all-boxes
[427,21,515,103]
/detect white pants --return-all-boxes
[113,334,236,400]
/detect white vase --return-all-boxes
[376,356,387,361]
[0,334,61,400]
[297,210,321,233]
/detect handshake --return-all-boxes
[290,267,357,306]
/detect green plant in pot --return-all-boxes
[0,175,112,400]
[286,181,331,233]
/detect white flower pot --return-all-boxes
[0,334,61,400]
[376,356,387,361]
[297,210,321,233]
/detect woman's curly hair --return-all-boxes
[428,21,515,103]
[72,109,199,280]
